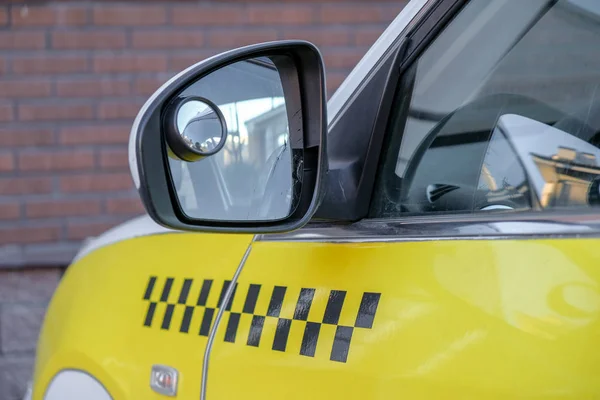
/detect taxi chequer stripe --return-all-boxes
[142,276,381,363]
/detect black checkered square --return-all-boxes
[142,276,381,363]
[142,276,228,337]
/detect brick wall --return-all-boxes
[0,0,404,267]
[0,1,405,398]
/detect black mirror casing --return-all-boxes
[129,40,328,233]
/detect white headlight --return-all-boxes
[44,371,111,400]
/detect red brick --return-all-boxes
[0,32,46,50]
[0,177,53,195]
[26,199,101,218]
[320,5,382,24]
[355,28,384,46]
[97,101,142,120]
[215,0,399,2]
[18,150,94,172]
[0,153,14,172]
[11,55,88,74]
[327,72,348,95]
[18,103,93,122]
[0,226,61,244]
[11,6,87,27]
[93,55,167,73]
[282,29,351,47]
[0,128,54,147]
[0,104,13,122]
[247,5,315,26]
[56,78,130,98]
[106,197,144,215]
[0,81,52,99]
[247,5,314,25]
[99,149,128,169]
[0,8,7,26]
[132,30,204,49]
[59,125,130,145]
[60,173,133,193]
[0,203,20,220]
[382,3,408,21]
[208,30,279,48]
[169,52,217,71]
[52,31,126,50]
[67,221,119,240]
[133,76,168,96]
[324,50,365,68]
[172,6,244,26]
[93,6,166,26]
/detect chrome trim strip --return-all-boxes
[257,212,600,243]
[201,239,254,400]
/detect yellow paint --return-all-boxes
[31,232,252,400]
[208,239,600,399]
[32,233,600,399]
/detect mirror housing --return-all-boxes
[129,40,327,233]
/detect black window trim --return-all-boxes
[314,0,465,222]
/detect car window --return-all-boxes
[370,0,600,218]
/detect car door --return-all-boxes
[205,0,600,399]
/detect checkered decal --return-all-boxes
[142,276,381,363]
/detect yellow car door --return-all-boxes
[205,1,600,399]
[207,237,600,399]
[32,230,253,399]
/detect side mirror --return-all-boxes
[129,41,327,233]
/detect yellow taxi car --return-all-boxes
[28,0,600,398]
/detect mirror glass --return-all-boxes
[176,99,225,155]
[166,57,301,222]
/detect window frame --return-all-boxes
[289,0,600,242]
[314,0,466,222]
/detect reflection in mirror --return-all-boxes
[165,97,228,162]
[484,114,600,210]
[166,57,300,222]
[176,99,226,155]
